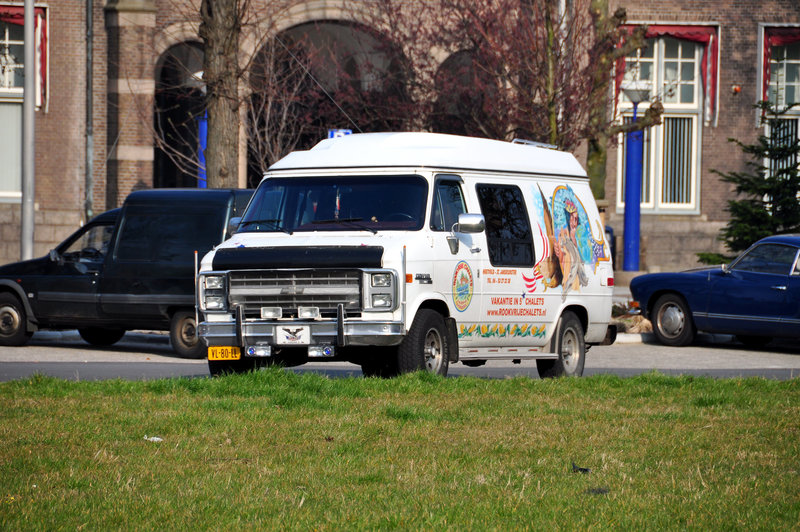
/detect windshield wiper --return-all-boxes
[239,219,292,235]
[313,217,377,234]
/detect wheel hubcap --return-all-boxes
[561,327,580,370]
[658,304,684,338]
[423,328,443,372]
[0,305,21,337]
[181,319,197,346]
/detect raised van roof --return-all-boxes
[269,132,587,177]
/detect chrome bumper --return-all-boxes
[199,317,405,348]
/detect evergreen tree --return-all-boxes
[713,101,800,253]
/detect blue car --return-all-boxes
[629,235,800,347]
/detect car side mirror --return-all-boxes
[227,216,242,238]
[454,213,485,234]
[49,249,62,264]
[447,214,485,255]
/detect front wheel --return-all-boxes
[0,293,33,346]
[397,309,450,376]
[537,311,585,378]
[170,310,207,359]
[78,327,125,346]
[651,293,695,347]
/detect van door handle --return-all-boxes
[470,246,481,253]
[771,285,787,291]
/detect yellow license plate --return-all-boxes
[208,346,241,361]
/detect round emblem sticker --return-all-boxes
[452,261,473,312]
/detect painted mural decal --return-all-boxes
[522,184,608,301]
[458,323,546,339]
[452,260,474,312]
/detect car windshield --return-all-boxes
[238,175,428,233]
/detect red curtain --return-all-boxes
[616,25,718,125]
[0,5,48,108]
[763,27,800,103]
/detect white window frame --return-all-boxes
[617,36,704,214]
[758,25,800,180]
[0,18,24,101]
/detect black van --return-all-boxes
[0,188,252,357]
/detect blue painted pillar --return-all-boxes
[623,103,643,271]
[197,109,208,188]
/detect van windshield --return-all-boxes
[239,175,428,233]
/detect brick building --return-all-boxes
[1,0,798,270]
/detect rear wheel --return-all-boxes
[537,311,585,378]
[0,293,33,346]
[651,293,695,347]
[397,309,450,376]
[170,310,207,359]
[78,327,125,346]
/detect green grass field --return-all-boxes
[1,370,798,530]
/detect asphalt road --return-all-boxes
[1,329,799,381]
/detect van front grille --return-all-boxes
[228,270,362,318]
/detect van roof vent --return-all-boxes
[511,138,559,150]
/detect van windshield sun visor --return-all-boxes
[211,246,384,270]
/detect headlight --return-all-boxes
[205,296,225,310]
[371,294,393,308]
[371,273,393,287]
[205,275,225,289]
[363,270,397,312]
[200,274,227,311]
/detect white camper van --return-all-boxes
[197,133,615,377]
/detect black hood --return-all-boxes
[212,246,384,270]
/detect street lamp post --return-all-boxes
[621,82,650,272]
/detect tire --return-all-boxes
[0,292,33,346]
[170,310,207,359]
[208,358,257,377]
[537,311,585,378]
[397,309,450,376]
[651,293,695,347]
[78,327,125,346]
[736,335,772,349]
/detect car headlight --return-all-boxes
[205,296,225,310]
[371,273,393,287]
[200,274,227,311]
[371,293,393,308]
[205,275,225,289]
[364,270,397,312]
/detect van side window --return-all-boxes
[431,178,466,231]
[115,207,226,264]
[476,184,535,266]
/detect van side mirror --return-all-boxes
[455,213,485,234]
[446,213,485,255]
[227,216,242,238]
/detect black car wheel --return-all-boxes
[537,310,585,378]
[652,293,695,347]
[78,327,126,346]
[397,309,450,376]
[170,310,207,359]
[0,293,33,346]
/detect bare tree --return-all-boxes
[356,0,662,196]
[199,0,244,188]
